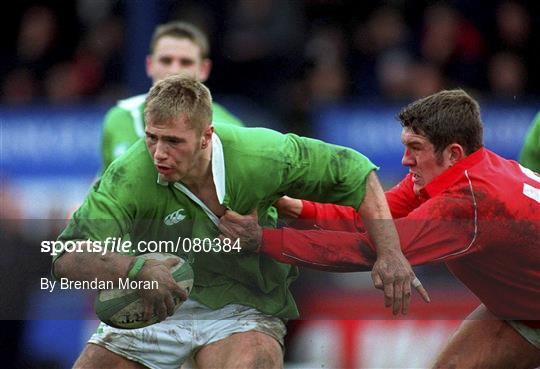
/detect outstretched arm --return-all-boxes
[220,172,429,315]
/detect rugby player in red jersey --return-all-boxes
[219,89,540,368]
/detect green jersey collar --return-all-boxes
[118,94,146,138]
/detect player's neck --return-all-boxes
[181,143,213,192]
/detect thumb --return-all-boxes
[249,208,258,219]
[371,272,384,290]
[164,257,180,268]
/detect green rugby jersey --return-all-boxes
[520,111,540,172]
[101,94,245,171]
[57,124,377,319]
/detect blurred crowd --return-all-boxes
[2,0,540,133]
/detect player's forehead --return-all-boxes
[401,127,431,146]
[146,115,195,135]
[153,36,201,59]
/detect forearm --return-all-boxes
[358,171,401,256]
[53,241,134,282]
[261,227,375,271]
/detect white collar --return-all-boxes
[156,133,226,226]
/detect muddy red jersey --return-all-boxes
[262,148,540,321]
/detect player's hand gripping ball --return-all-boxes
[94,253,193,329]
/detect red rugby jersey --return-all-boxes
[262,148,540,321]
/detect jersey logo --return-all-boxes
[164,208,186,225]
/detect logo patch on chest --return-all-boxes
[164,208,187,225]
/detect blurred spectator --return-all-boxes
[376,49,413,99]
[43,62,81,103]
[219,0,304,102]
[350,5,411,96]
[16,6,60,72]
[489,0,540,95]
[488,51,527,97]
[409,62,445,99]
[2,6,60,103]
[1,68,38,104]
[74,16,125,100]
[419,3,486,89]
[495,0,531,50]
[305,24,348,102]
[2,1,540,122]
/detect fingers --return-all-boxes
[164,294,176,316]
[154,300,168,322]
[143,300,154,322]
[372,271,396,309]
[371,271,384,290]
[218,212,242,238]
[217,221,235,238]
[373,271,417,315]
[401,275,412,315]
[413,277,431,303]
[383,281,394,309]
[164,257,180,268]
[170,283,188,302]
[392,278,403,315]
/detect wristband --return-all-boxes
[127,256,147,281]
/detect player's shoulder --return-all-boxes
[101,140,155,187]
[117,94,147,111]
[103,94,146,130]
[105,94,146,116]
[211,102,244,127]
[215,124,287,152]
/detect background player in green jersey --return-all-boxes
[101,21,244,171]
[520,111,540,172]
[54,75,417,369]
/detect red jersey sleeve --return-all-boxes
[262,190,479,270]
[295,174,420,233]
[297,199,360,232]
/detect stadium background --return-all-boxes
[1,1,539,368]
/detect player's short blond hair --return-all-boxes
[149,21,209,59]
[144,74,213,133]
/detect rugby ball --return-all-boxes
[95,253,193,329]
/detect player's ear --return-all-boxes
[199,59,212,82]
[448,143,465,165]
[201,125,214,149]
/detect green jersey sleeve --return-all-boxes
[216,125,377,213]
[520,112,540,172]
[280,134,377,209]
[55,161,137,264]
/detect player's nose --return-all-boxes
[154,141,168,160]
[401,149,414,166]
[168,61,183,75]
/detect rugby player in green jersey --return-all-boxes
[520,111,540,172]
[101,21,244,171]
[54,75,418,369]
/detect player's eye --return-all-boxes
[159,57,172,65]
[180,59,194,67]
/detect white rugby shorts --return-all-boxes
[88,299,286,369]
[507,320,540,349]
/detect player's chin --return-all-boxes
[158,169,181,182]
[412,183,424,194]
